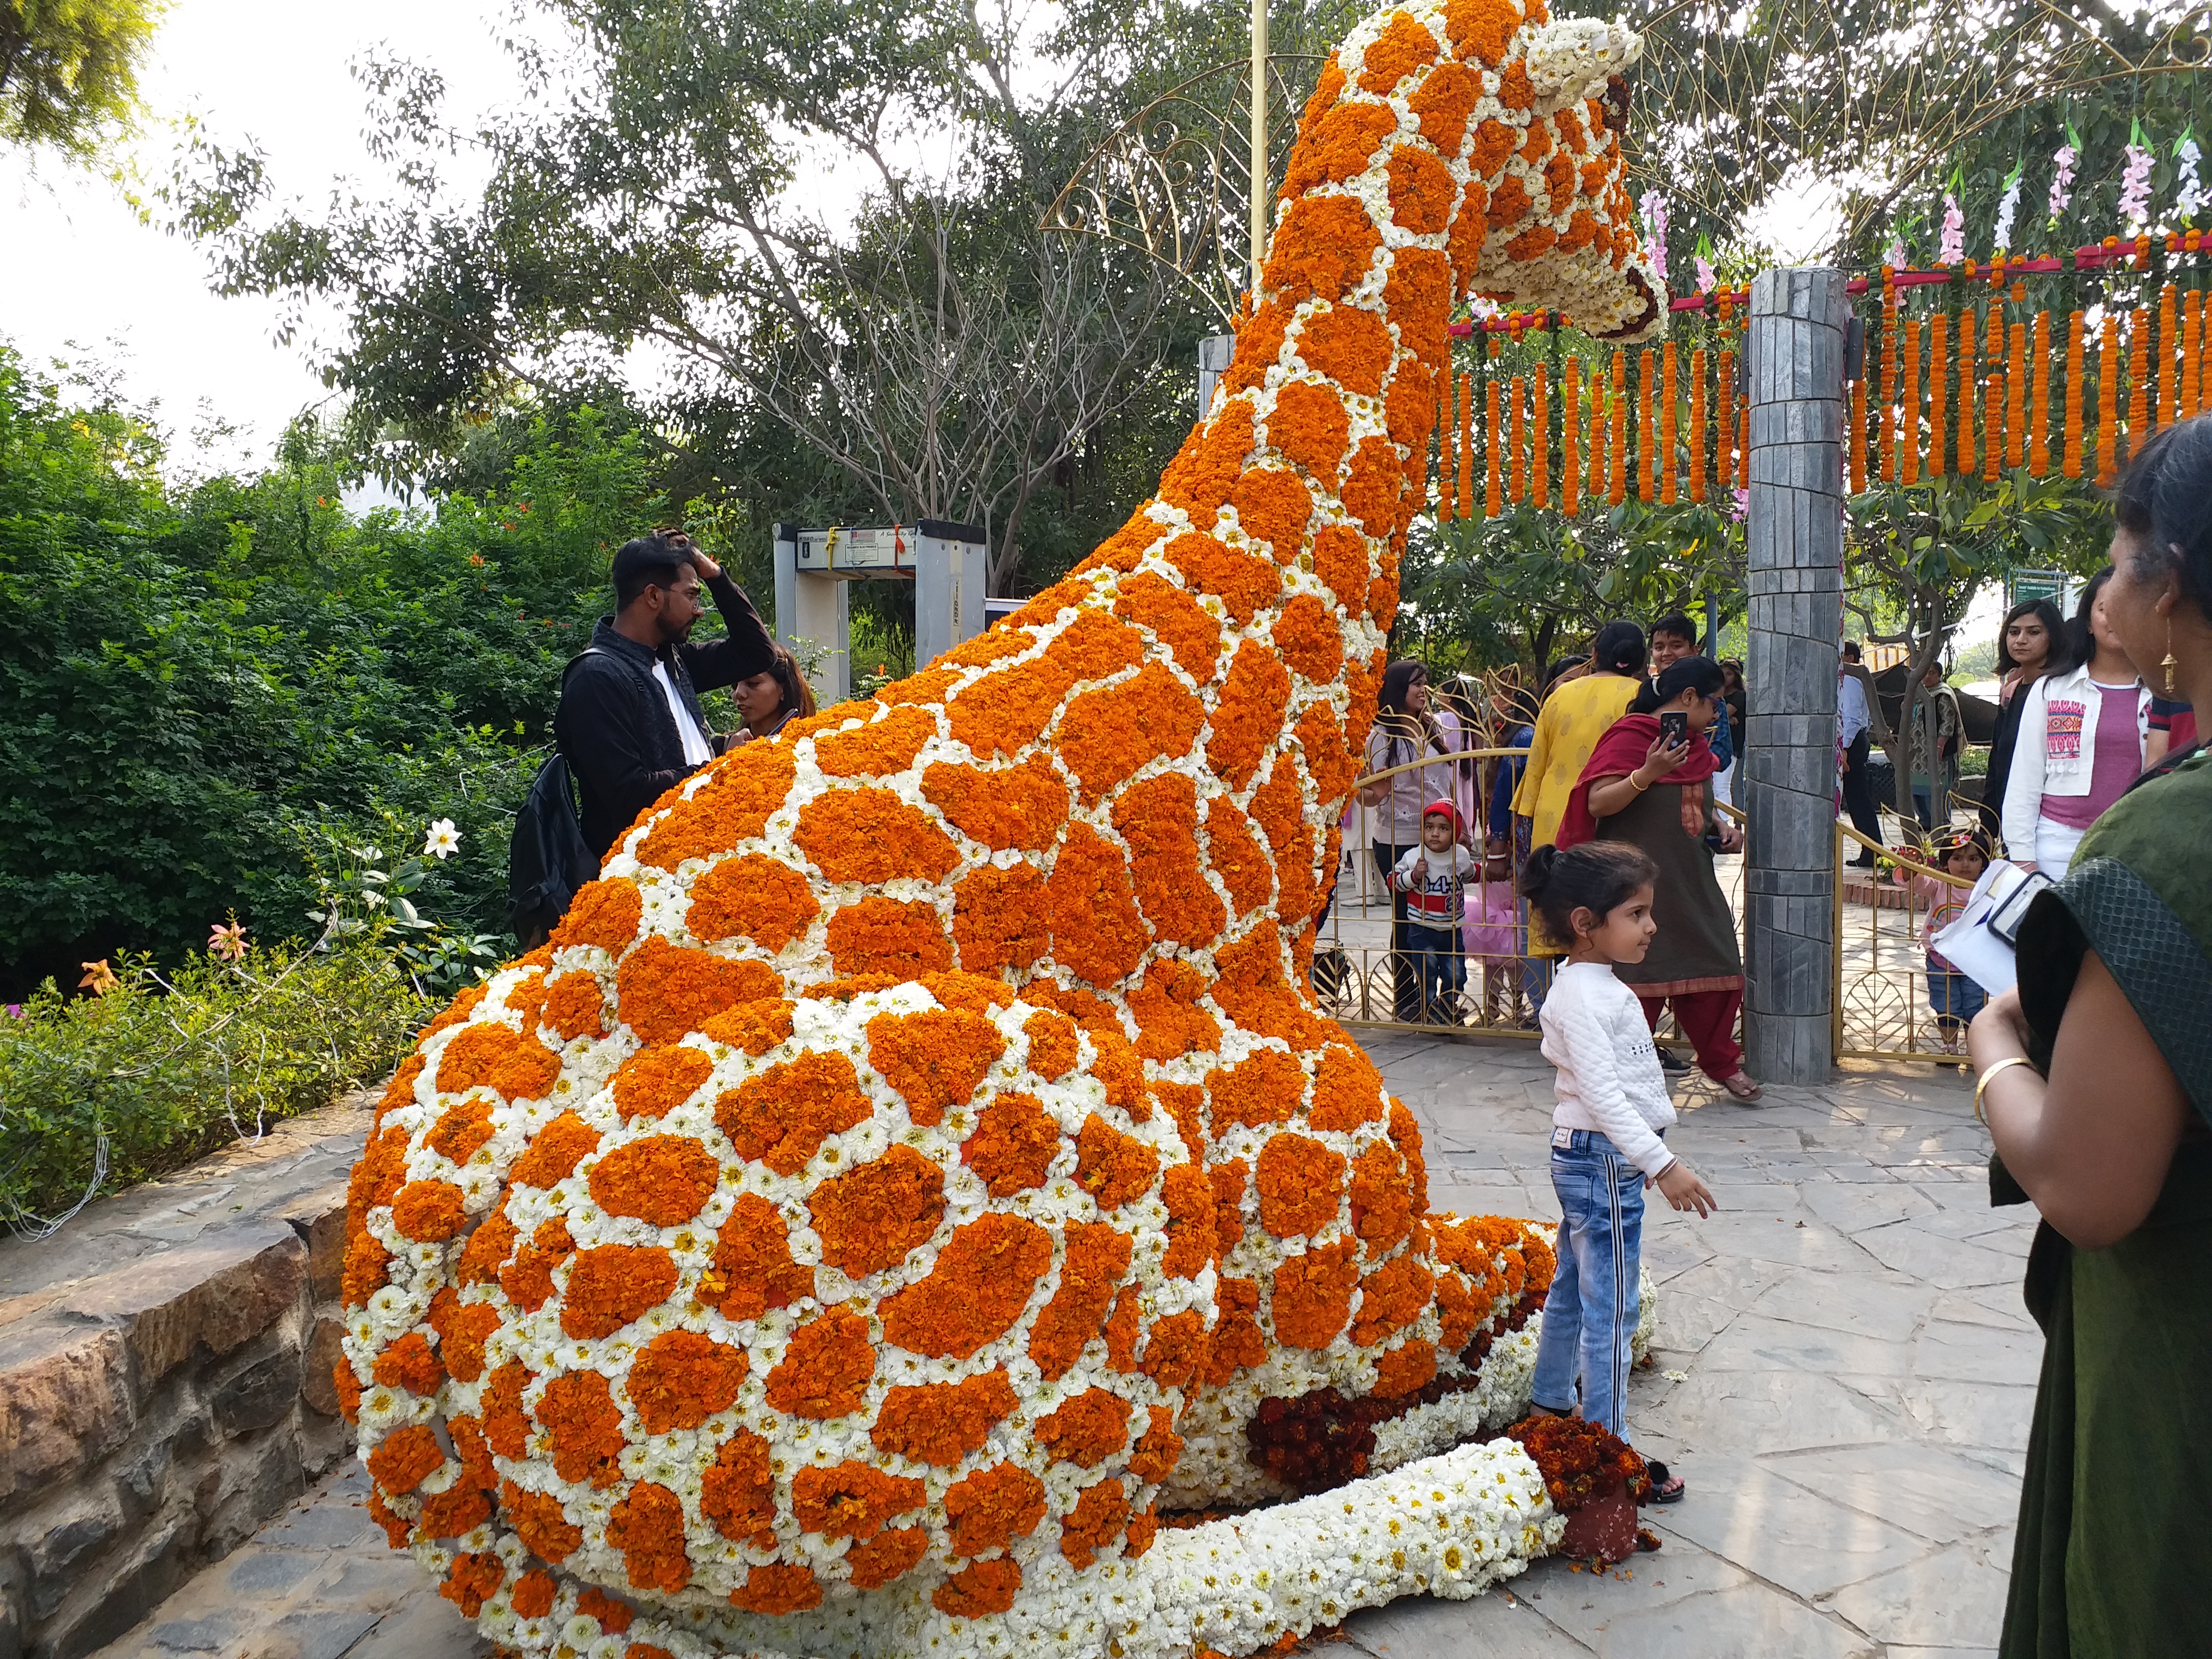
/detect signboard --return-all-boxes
[2010,569,2068,606]
[795,526,912,573]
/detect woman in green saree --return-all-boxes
[1970,413,2212,1657]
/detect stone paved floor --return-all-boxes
[93,1040,2033,1659]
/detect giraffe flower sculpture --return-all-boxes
[340,2,1664,1655]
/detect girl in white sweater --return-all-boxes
[1522,842,1718,1503]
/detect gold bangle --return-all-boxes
[1973,1055,2038,1126]
[1628,772,1650,792]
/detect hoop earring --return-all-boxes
[2162,619,2178,696]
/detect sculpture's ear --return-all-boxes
[1520,18,1643,105]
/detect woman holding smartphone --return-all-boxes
[1553,657,1761,1100]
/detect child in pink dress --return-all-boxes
[1463,833,1525,1026]
[1911,830,1991,1053]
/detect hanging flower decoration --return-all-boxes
[1992,161,2024,254]
[2177,132,2204,227]
[1937,192,1965,267]
[2119,129,2156,230]
[2048,138,2078,223]
[339,3,1669,1657]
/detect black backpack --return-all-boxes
[506,649,615,944]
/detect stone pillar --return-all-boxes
[1743,268,1846,1084]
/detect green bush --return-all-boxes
[0,934,428,1230]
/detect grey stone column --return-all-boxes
[1743,268,1846,1084]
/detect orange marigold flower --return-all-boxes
[847,1526,931,1590]
[538,1370,630,1488]
[1280,103,1398,198]
[1309,524,1371,614]
[627,1646,675,1659]
[636,745,796,871]
[1110,571,1223,683]
[609,1045,714,1123]
[559,1244,677,1339]
[921,755,1070,850]
[685,854,820,951]
[1228,465,1314,563]
[1497,57,1536,110]
[943,1463,1047,1557]
[881,1213,1053,1359]
[1125,957,1221,1063]
[1408,58,1479,151]
[1124,1504,1162,1558]
[699,997,794,1057]
[1202,797,1274,918]
[429,1295,501,1383]
[1349,1139,1415,1251]
[1434,1267,1480,1353]
[390,1180,468,1242]
[1113,781,1225,955]
[1045,826,1148,989]
[808,1145,947,1277]
[425,1099,495,1165]
[1208,1160,1250,1259]
[871,1370,1020,1467]
[440,1553,504,1618]
[794,786,962,885]
[500,1217,573,1312]
[1207,1049,1304,1130]
[824,895,955,978]
[1222,301,1292,397]
[813,704,938,776]
[1297,305,1393,399]
[707,1191,816,1318]
[1158,1165,1217,1279]
[367,1424,445,1495]
[1133,1407,1190,1489]
[1486,174,1533,232]
[1074,1114,1160,1213]
[589,1134,721,1226]
[509,1570,558,1620]
[373,1329,445,1396]
[1204,1276,1270,1384]
[436,1023,563,1104]
[1310,1042,1384,1130]
[1206,643,1292,790]
[1357,9,1438,90]
[1264,198,1382,307]
[540,972,607,1041]
[576,1589,631,1634]
[1273,594,1345,685]
[375,1053,427,1128]
[933,1558,1022,1619]
[511,1111,601,1189]
[951,862,1051,973]
[616,938,781,1046]
[1140,1308,1210,1390]
[1388,1098,1430,1216]
[420,982,489,1043]
[731,1563,821,1615]
[1341,435,1406,539]
[1163,531,1279,627]
[1294,700,1358,803]
[1058,662,1207,806]
[714,1050,872,1176]
[1158,398,1257,520]
[866,1008,1006,1128]
[701,1431,777,1542]
[962,1091,1062,1197]
[504,1480,583,1562]
[1352,1252,1435,1347]
[791,1461,926,1542]
[1022,1011,1080,1079]
[1447,0,1522,63]
[481,1361,534,1458]
[1027,1222,1133,1380]
[1384,251,1454,372]
[1373,1338,1440,1398]
[765,1309,876,1418]
[551,877,643,951]
[1272,1238,1359,1348]
[1035,1387,1134,1469]
[625,1330,749,1433]
[1264,380,1351,485]
[1059,1479,1133,1569]
[364,1486,407,1546]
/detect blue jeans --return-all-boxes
[1405,921,1465,1021]
[1531,1129,1648,1440]
[1925,957,1987,1029]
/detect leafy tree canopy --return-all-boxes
[0,0,159,163]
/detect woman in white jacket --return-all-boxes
[2000,568,2150,872]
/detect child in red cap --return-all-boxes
[1387,799,1478,1022]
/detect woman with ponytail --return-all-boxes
[1557,656,1762,1101]
[1358,660,1458,1021]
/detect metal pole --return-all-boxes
[1743,267,1847,1085]
[1250,0,1268,296]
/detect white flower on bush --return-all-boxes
[423,819,461,860]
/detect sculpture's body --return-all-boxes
[340,2,1661,1653]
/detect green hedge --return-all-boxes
[0,937,427,1229]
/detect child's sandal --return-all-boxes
[1641,1460,1686,1504]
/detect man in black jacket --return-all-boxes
[555,529,778,858]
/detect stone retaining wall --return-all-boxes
[0,1102,371,1659]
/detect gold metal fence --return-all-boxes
[1831,821,1982,1066]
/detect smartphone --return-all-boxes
[1659,710,1690,748]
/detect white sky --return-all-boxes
[0,0,530,483]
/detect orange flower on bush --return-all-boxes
[1164,531,1280,627]
[511,1111,601,1188]
[373,1330,445,1395]
[1228,466,1315,564]
[793,787,961,885]
[1207,1048,1304,1130]
[1035,1387,1134,1468]
[1373,1338,1439,1397]
[366,1424,445,1494]
[1075,1115,1160,1212]
[731,1563,821,1615]
[616,938,781,1046]
[808,1145,947,1277]
[1255,1133,1347,1238]
[1125,957,1221,1063]
[435,1023,563,1104]
[791,1461,926,1541]
[933,1558,1022,1619]
[943,1463,1047,1557]
[441,1553,504,1617]
[1058,662,1207,806]
[607,1480,690,1593]
[1206,642,1293,790]
[560,1245,677,1339]
[700,1431,776,1542]
[390,1180,468,1242]
[625,1331,749,1432]
[951,862,1050,973]
[765,1309,876,1418]
[504,1481,583,1562]
[1272,1238,1359,1348]
[813,704,938,777]
[684,854,819,951]
[1273,594,1345,685]
[636,745,796,870]
[589,1134,720,1225]
[1139,1308,1209,1390]
[847,1527,930,1590]
[1265,380,1352,485]
[551,878,644,951]
[538,1370,629,1488]
[707,1191,816,1318]
[1059,1479,1133,1569]
[1204,1277,1269,1383]
[499,1217,573,1311]
[824,896,955,978]
[881,1214,1052,1358]
[921,756,1070,850]
[962,1091,1062,1196]
[1352,1252,1434,1347]
[609,1045,714,1123]
[871,1369,1020,1467]
[425,1099,494,1165]
[714,1050,872,1175]
[1280,103,1398,198]
[866,1008,1006,1126]
[1044,826,1148,988]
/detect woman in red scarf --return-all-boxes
[1557,657,1762,1101]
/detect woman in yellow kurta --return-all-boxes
[1513,621,1648,998]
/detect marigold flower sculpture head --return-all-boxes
[343,5,1660,1655]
